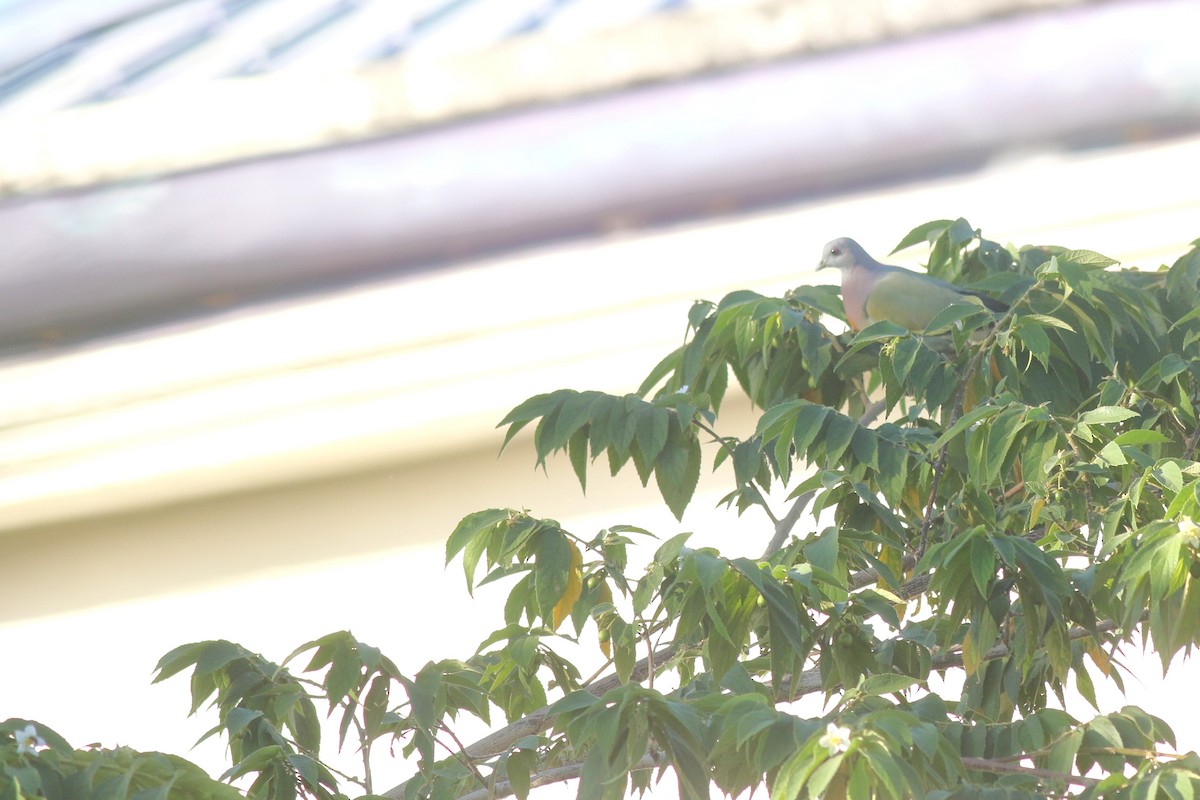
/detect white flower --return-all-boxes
[1178,517,1198,536]
[817,722,851,756]
[14,724,45,756]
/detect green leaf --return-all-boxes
[534,530,572,622]
[498,389,574,452]
[922,301,991,335]
[851,427,879,471]
[506,749,535,800]
[733,438,762,487]
[847,320,910,348]
[655,424,702,521]
[969,534,994,598]
[804,529,840,575]
[1059,249,1119,269]
[1096,440,1128,467]
[406,663,444,731]
[1015,320,1051,367]
[193,641,245,677]
[612,618,637,684]
[568,427,589,492]
[980,406,1026,486]
[545,690,600,716]
[931,404,1002,451]
[1156,460,1185,493]
[821,413,858,467]
[1078,406,1139,425]
[446,508,509,565]
[892,219,956,254]
[636,406,670,464]
[860,673,919,696]
[1114,429,1169,446]
[792,402,831,457]
[729,559,807,653]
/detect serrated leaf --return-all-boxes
[931,404,1002,451]
[655,424,702,521]
[1015,320,1051,367]
[506,749,535,800]
[922,301,991,334]
[446,508,510,565]
[892,219,955,254]
[821,412,857,467]
[860,673,919,696]
[568,427,589,493]
[1078,406,1139,425]
[733,438,762,486]
[792,402,831,458]
[497,389,574,451]
[1059,249,1119,269]
[1114,429,1169,446]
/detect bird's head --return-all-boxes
[817,237,867,272]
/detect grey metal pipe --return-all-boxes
[1,0,1198,351]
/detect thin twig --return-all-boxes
[438,728,489,790]
[917,445,949,558]
[351,716,374,795]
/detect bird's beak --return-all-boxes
[817,258,829,271]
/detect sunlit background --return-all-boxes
[2,0,1200,796]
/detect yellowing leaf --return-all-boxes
[961,635,980,676]
[1086,641,1113,677]
[1029,497,1045,528]
[552,544,583,630]
[904,484,925,516]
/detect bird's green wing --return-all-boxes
[865,270,979,332]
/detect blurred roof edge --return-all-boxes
[0,0,1098,198]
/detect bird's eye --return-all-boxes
[830,247,842,256]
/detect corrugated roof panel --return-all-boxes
[0,0,770,116]
[402,0,566,59]
[227,0,365,76]
[0,0,178,75]
[539,0,681,37]
[0,0,224,118]
[113,0,358,91]
[241,0,436,74]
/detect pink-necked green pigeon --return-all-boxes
[818,237,1007,332]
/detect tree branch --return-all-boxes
[761,489,813,558]
[960,756,1100,788]
[456,754,661,800]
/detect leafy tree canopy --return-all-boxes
[7,219,1200,800]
